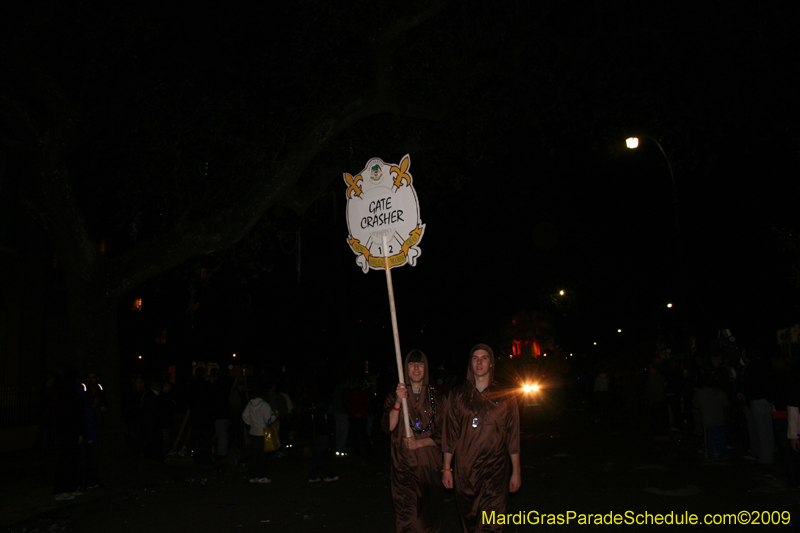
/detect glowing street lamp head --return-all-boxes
[667,303,673,308]
[626,137,639,149]
[559,290,565,296]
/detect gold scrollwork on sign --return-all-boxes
[348,236,373,264]
[363,225,423,269]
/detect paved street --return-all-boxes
[3,407,798,532]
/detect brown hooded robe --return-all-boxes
[381,350,445,533]
[443,344,520,533]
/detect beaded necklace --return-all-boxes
[409,385,436,434]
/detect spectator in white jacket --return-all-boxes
[242,387,275,483]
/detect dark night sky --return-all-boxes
[5,2,800,379]
[150,54,800,375]
[202,127,799,374]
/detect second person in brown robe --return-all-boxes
[382,349,445,533]
[443,343,521,532]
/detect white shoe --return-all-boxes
[257,477,271,483]
[323,476,339,482]
[55,493,75,501]
[249,478,259,483]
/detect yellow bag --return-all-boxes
[263,424,281,452]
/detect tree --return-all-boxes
[3,0,798,429]
[0,0,460,423]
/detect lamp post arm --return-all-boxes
[643,135,691,364]
[645,135,678,205]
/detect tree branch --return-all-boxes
[103,87,399,298]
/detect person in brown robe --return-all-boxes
[382,350,445,533]
[442,344,521,532]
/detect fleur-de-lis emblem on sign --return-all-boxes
[344,173,363,199]
[391,155,412,189]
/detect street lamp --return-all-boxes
[625,136,677,207]
[626,134,690,360]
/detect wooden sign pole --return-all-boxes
[382,234,412,438]
[344,156,424,440]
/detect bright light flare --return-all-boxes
[522,383,540,393]
[626,137,639,149]
[667,303,673,308]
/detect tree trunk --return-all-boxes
[65,286,125,444]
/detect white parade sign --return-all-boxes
[343,154,425,438]
[344,154,425,273]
